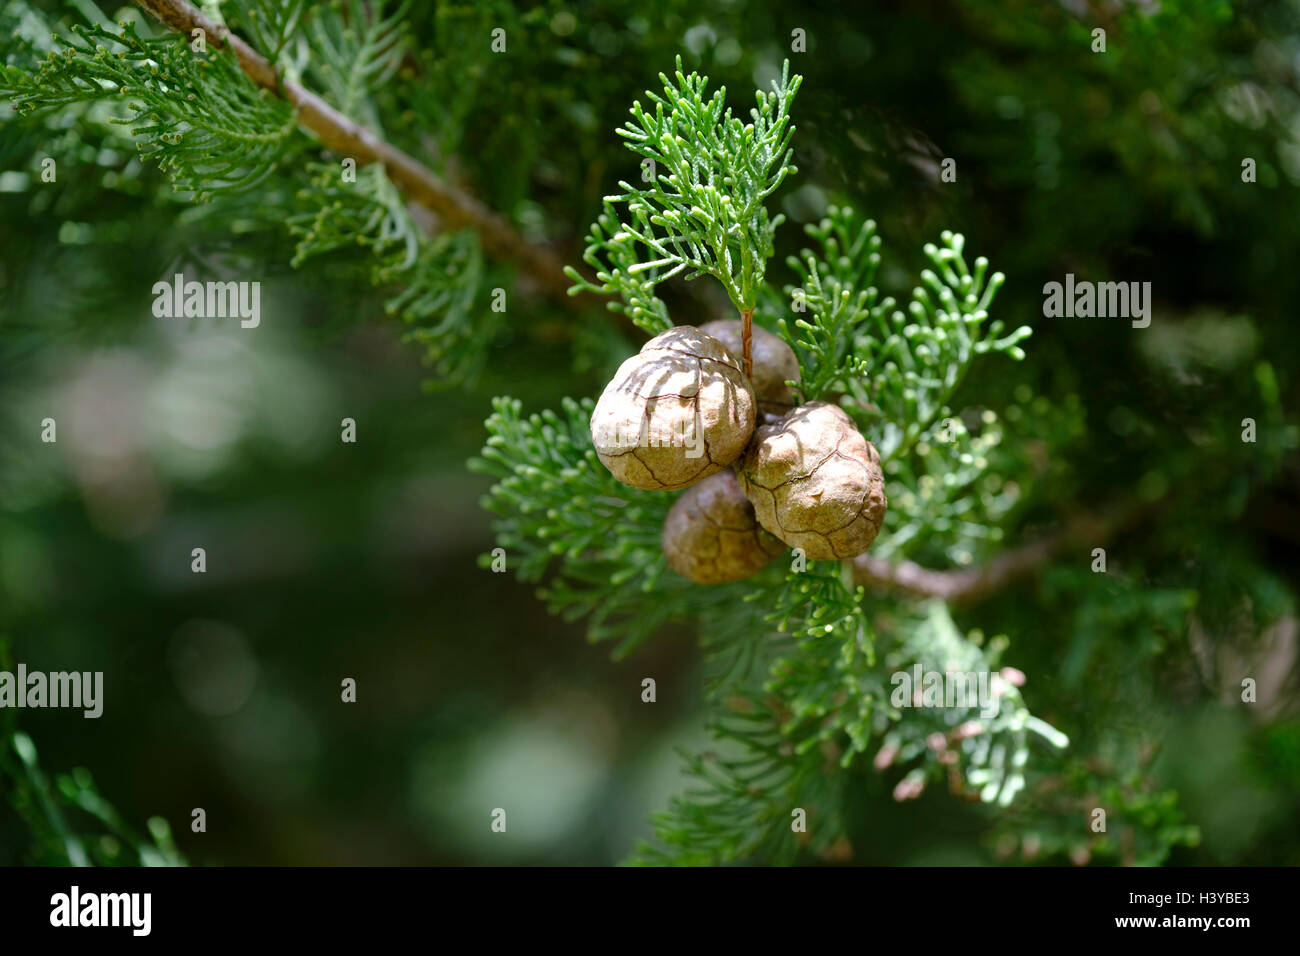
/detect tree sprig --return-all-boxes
[1,19,297,201]
[567,56,801,319]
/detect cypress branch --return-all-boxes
[852,498,1153,603]
[130,0,579,306]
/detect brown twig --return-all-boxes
[739,307,754,380]
[132,0,577,306]
[852,498,1151,603]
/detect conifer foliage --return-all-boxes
[6,0,1289,868]
[475,59,1087,864]
[0,0,495,386]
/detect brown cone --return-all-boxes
[590,326,756,491]
[698,319,800,415]
[662,470,787,584]
[738,401,887,560]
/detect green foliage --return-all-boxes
[629,692,849,865]
[766,209,1040,573]
[287,160,419,275]
[627,569,1070,863]
[302,0,411,128]
[0,0,504,390]
[1,729,186,866]
[951,0,1247,240]
[1,18,297,201]
[770,207,887,402]
[785,215,1030,462]
[567,57,801,319]
[614,564,1071,863]
[0,634,184,867]
[223,0,308,67]
[390,230,499,389]
[991,758,1201,867]
[565,202,674,335]
[282,159,499,384]
[477,62,1095,864]
[876,603,1068,805]
[876,411,1018,566]
[471,396,728,656]
[3,0,1291,868]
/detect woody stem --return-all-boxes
[131,0,581,307]
[740,308,754,380]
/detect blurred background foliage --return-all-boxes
[1,0,1297,864]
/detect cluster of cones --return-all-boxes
[589,322,887,584]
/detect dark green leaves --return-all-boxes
[223,0,307,66]
[867,230,1027,460]
[569,57,801,319]
[2,729,185,866]
[564,202,674,335]
[776,206,889,401]
[1,20,295,202]
[472,396,697,656]
[304,0,411,129]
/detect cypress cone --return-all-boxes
[738,401,887,560]
[590,326,756,491]
[698,319,800,415]
[662,470,786,583]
